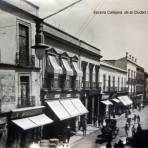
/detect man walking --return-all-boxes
[82,118,87,136]
[125,123,129,137]
[131,125,136,137]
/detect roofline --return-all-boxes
[43,22,102,58]
[43,22,100,51]
[0,0,42,22]
[100,61,127,73]
[24,0,39,9]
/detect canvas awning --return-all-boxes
[60,99,80,117]
[46,100,71,120]
[47,55,63,74]
[112,98,120,103]
[101,100,113,105]
[72,62,83,77]
[12,114,53,130]
[62,59,73,76]
[118,96,132,106]
[71,98,88,115]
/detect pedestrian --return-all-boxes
[117,139,124,148]
[126,117,131,127]
[137,115,140,124]
[106,140,112,148]
[82,118,87,136]
[63,125,71,144]
[114,143,118,148]
[131,125,136,137]
[133,114,136,124]
[137,123,142,133]
[125,123,129,137]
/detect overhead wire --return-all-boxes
[75,0,106,36]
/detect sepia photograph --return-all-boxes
[0,0,148,147]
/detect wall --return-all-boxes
[0,70,16,112]
[100,63,127,91]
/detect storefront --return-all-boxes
[7,106,53,148]
[0,117,7,148]
[44,98,88,138]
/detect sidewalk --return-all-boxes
[69,125,99,147]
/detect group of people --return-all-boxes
[106,139,124,148]
[125,114,141,137]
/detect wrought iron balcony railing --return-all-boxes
[17,96,35,108]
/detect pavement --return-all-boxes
[36,107,148,148]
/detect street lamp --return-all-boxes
[31,21,49,60]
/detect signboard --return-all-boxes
[11,108,43,119]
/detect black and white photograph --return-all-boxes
[0,0,148,147]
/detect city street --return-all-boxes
[70,106,148,148]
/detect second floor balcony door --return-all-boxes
[19,24,29,66]
[20,76,29,107]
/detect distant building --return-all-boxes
[100,60,130,118]
[104,52,146,109]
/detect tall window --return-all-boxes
[113,76,115,90]
[108,75,111,91]
[118,77,120,91]
[121,77,123,90]
[103,74,106,91]
[19,24,29,65]
[20,76,29,107]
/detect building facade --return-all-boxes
[99,61,128,119]
[0,1,54,147]
[39,22,102,137]
[135,65,145,108]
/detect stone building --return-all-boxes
[99,60,131,119]
[0,1,53,147]
[0,0,102,147]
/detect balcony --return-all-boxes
[72,80,80,91]
[82,81,90,90]
[49,78,61,91]
[17,96,35,108]
[63,79,72,91]
[16,52,35,67]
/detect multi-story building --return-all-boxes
[135,65,145,107]
[0,1,54,147]
[0,0,102,147]
[144,72,148,105]
[39,22,102,137]
[105,52,146,109]
[99,61,129,118]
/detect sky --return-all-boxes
[28,0,148,71]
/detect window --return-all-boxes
[19,24,29,65]
[113,76,115,90]
[108,75,111,91]
[118,77,120,91]
[103,74,106,91]
[19,76,30,107]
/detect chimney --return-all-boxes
[129,55,131,59]
[135,58,137,63]
[132,56,134,61]
[126,52,128,58]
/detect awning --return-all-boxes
[29,114,53,126]
[72,62,83,77]
[70,98,88,115]
[112,98,120,103]
[47,55,63,74]
[12,114,52,130]
[60,99,80,117]
[62,59,73,76]
[118,96,132,106]
[101,100,113,105]
[46,100,71,120]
